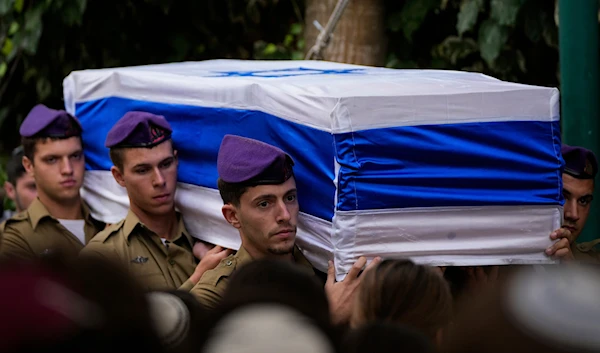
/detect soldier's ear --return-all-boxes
[111,166,126,187]
[4,181,16,200]
[222,204,240,229]
[22,156,34,176]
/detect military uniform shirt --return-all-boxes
[573,239,600,265]
[0,198,105,260]
[80,210,198,292]
[190,245,314,309]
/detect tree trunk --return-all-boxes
[304,0,386,66]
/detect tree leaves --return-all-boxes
[478,19,509,66]
[0,0,15,16]
[395,0,440,40]
[457,0,483,36]
[490,0,522,27]
[434,35,479,64]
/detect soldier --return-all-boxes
[0,104,105,260]
[80,111,231,291]
[190,134,380,325]
[560,143,599,263]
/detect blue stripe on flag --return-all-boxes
[75,97,336,221]
[334,120,564,211]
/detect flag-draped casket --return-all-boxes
[63,60,563,279]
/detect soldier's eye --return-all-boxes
[258,201,269,208]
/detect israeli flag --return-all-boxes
[64,60,563,279]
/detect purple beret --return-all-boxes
[562,143,598,179]
[19,104,82,138]
[105,111,172,148]
[217,135,294,185]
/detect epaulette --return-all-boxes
[91,219,126,243]
[199,254,238,286]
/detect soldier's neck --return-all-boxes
[39,193,83,220]
[133,207,178,240]
[242,242,294,262]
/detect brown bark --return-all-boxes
[304,0,386,66]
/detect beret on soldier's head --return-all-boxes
[105,111,172,148]
[562,143,598,180]
[19,104,82,138]
[217,135,294,186]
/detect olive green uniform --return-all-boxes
[80,210,198,291]
[0,198,104,260]
[190,245,314,309]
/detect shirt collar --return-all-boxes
[123,210,193,246]
[29,198,96,230]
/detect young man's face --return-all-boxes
[23,137,84,204]
[112,141,178,217]
[3,173,37,212]
[226,177,299,257]
[562,173,594,243]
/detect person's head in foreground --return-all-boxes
[351,259,453,346]
[342,321,434,353]
[201,304,335,353]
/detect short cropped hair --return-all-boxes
[217,178,248,207]
[109,139,175,172]
[22,135,83,164]
[6,147,26,185]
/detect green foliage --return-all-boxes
[393,0,441,40]
[386,0,562,84]
[254,22,305,60]
[457,0,483,36]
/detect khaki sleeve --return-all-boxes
[178,279,194,292]
[0,225,36,261]
[190,281,226,310]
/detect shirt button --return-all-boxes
[226,260,233,266]
[169,259,175,265]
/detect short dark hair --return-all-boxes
[22,135,83,164]
[109,148,126,171]
[109,139,175,172]
[217,178,248,206]
[6,147,26,185]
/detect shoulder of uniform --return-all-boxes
[576,242,599,253]
[90,219,126,243]
[5,211,29,223]
[1,211,30,230]
[197,254,238,287]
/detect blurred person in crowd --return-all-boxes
[80,111,230,291]
[351,259,453,346]
[147,290,209,353]
[442,264,600,353]
[190,134,381,326]
[0,254,165,353]
[0,105,105,260]
[3,146,37,216]
[217,259,338,344]
[201,304,336,353]
[342,321,434,353]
